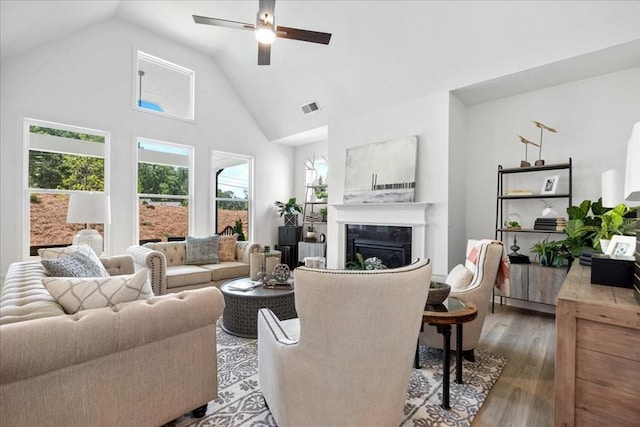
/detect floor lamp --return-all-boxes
[66,193,111,255]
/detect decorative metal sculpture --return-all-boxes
[533,121,557,166]
[518,135,539,167]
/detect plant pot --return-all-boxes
[426,282,451,305]
[284,214,298,226]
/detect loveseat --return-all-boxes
[0,254,223,427]
[128,239,261,295]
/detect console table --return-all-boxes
[555,263,640,426]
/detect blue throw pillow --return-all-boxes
[41,251,109,277]
[185,235,219,265]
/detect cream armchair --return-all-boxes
[257,259,432,427]
[419,239,503,361]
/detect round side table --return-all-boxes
[220,278,297,338]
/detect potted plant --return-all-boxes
[506,220,521,230]
[577,203,636,252]
[319,207,328,223]
[346,253,387,270]
[531,237,570,267]
[233,218,245,241]
[562,199,603,257]
[274,198,303,226]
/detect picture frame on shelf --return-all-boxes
[605,235,635,257]
[541,175,559,194]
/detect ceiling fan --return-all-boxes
[193,0,332,65]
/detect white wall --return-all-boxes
[448,94,468,266]
[465,67,640,258]
[0,19,294,275]
[326,91,452,276]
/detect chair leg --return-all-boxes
[463,349,475,362]
[192,404,208,418]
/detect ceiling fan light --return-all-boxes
[255,26,276,44]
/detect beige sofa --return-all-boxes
[128,240,261,295]
[0,255,223,427]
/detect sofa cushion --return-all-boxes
[41,251,107,278]
[166,265,212,289]
[185,236,219,265]
[38,244,109,277]
[42,270,152,314]
[143,241,186,267]
[202,262,250,282]
[218,235,237,262]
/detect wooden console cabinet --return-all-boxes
[509,263,567,305]
[555,263,640,426]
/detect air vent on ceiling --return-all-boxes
[301,101,320,115]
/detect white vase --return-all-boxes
[600,239,611,253]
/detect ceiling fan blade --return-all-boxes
[276,26,332,45]
[192,15,254,31]
[258,43,271,65]
[258,0,276,18]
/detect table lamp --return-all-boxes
[66,192,111,255]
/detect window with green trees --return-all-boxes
[26,119,109,253]
[137,139,192,242]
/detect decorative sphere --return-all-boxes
[272,264,290,282]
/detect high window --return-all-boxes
[137,139,193,243]
[25,118,109,255]
[212,152,252,240]
[135,51,195,121]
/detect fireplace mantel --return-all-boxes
[330,202,431,268]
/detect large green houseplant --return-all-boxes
[274,198,303,226]
[577,203,636,252]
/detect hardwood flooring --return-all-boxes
[472,304,556,427]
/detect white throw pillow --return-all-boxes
[445,264,474,291]
[38,244,109,277]
[42,270,151,314]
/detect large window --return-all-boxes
[135,51,195,121]
[137,138,193,243]
[212,152,252,240]
[25,119,109,255]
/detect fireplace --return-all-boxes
[329,202,430,269]
[346,225,412,268]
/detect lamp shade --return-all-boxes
[602,169,624,208]
[66,193,111,225]
[624,122,640,202]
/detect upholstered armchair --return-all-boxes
[257,259,432,427]
[419,239,503,361]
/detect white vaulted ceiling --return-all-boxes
[2,1,640,144]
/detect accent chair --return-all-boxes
[257,258,432,427]
[419,239,503,361]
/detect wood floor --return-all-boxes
[472,303,556,427]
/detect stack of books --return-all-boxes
[534,217,567,231]
[505,189,532,195]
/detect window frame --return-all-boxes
[211,150,254,241]
[23,118,110,258]
[134,50,195,122]
[135,137,194,244]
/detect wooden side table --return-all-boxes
[415,297,478,410]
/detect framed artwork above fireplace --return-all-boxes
[343,135,417,204]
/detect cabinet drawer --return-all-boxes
[577,319,640,361]
[575,378,639,425]
[576,347,640,396]
[527,264,566,305]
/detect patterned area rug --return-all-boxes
[174,328,507,427]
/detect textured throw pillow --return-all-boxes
[38,244,109,277]
[185,235,219,265]
[218,234,238,262]
[42,270,151,314]
[41,251,107,277]
[446,264,474,290]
